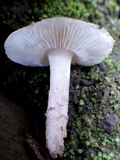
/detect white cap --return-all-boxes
[4,17,114,66]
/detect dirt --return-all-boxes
[0,93,30,160]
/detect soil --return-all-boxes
[0,93,30,160]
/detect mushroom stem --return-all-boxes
[46,49,73,158]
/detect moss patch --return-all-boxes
[60,56,120,160]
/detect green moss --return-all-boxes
[60,55,120,160]
[0,0,95,29]
[1,0,119,29]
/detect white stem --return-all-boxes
[45,49,73,158]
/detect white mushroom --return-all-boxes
[4,17,114,158]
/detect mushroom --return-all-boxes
[4,17,114,158]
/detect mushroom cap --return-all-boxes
[4,17,114,66]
